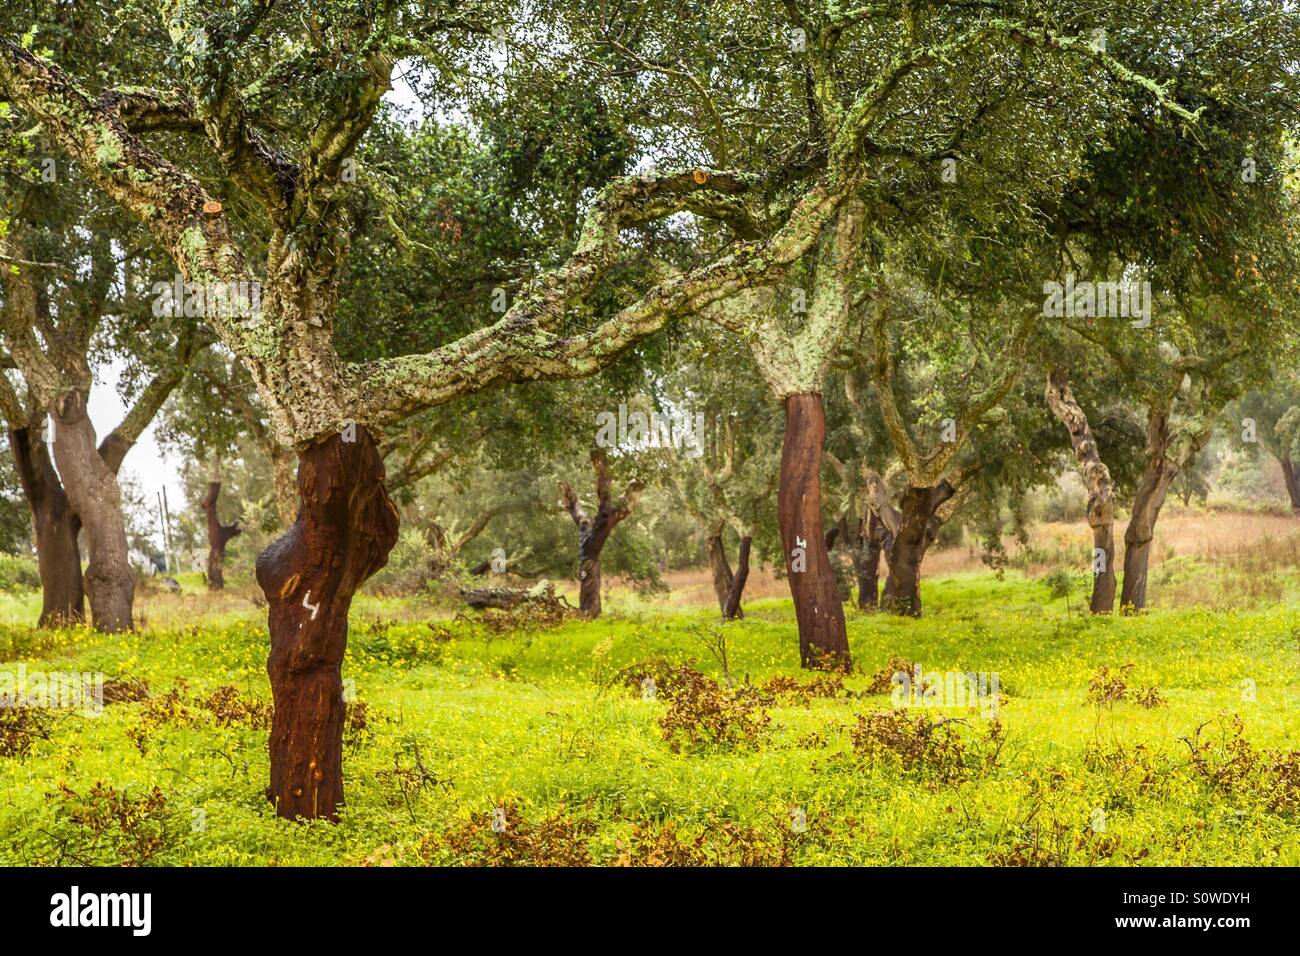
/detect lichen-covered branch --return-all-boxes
[349,176,842,426]
[155,3,298,215]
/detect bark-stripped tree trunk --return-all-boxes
[778,393,850,670]
[49,391,135,632]
[1280,456,1300,511]
[9,425,84,625]
[559,449,641,618]
[1045,369,1117,613]
[880,482,953,617]
[255,429,399,821]
[1121,477,1166,613]
[1120,405,1212,612]
[201,480,241,591]
[722,535,751,620]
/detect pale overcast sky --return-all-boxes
[85,358,183,550]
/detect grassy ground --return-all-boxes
[1,566,1299,866]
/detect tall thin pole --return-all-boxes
[161,486,174,574]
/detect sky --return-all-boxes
[85,358,183,553]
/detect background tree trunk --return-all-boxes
[255,429,399,821]
[880,483,952,617]
[560,450,640,619]
[707,533,735,615]
[826,514,854,603]
[9,425,84,625]
[201,480,241,591]
[778,393,849,670]
[50,392,134,632]
[1045,369,1117,613]
[858,512,885,610]
[1280,456,1300,511]
[1121,477,1165,612]
[722,535,751,620]
[1120,407,1212,611]
[577,548,603,615]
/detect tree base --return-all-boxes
[255,430,398,821]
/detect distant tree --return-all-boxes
[559,448,643,617]
[1237,385,1300,511]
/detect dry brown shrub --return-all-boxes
[426,802,595,866]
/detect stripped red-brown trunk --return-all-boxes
[778,393,849,670]
[9,425,84,626]
[201,481,241,591]
[1121,472,1166,612]
[722,535,751,620]
[880,483,952,617]
[255,429,399,821]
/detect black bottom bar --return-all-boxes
[0,866,1280,941]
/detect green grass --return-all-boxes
[1,569,1298,865]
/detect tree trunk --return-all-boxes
[270,443,299,528]
[722,535,751,621]
[1121,424,1173,613]
[255,429,399,821]
[1120,407,1211,612]
[707,533,736,617]
[201,481,241,591]
[577,549,603,615]
[1121,478,1165,612]
[1045,369,1117,613]
[9,425,84,626]
[858,512,885,611]
[778,393,850,670]
[1281,456,1300,511]
[828,514,853,603]
[560,450,640,619]
[880,483,952,617]
[50,392,134,632]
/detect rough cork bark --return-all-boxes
[50,392,134,633]
[1045,368,1116,613]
